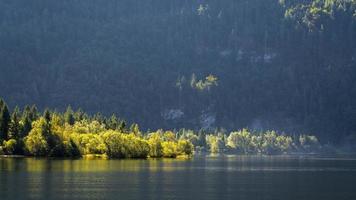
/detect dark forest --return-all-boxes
[0,0,355,145]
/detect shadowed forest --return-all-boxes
[0,0,356,148]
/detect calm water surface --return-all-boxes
[1,155,356,200]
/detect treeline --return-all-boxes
[0,99,193,158]
[0,99,321,158]
[203,129,320,154]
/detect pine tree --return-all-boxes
[29,105,39,121]
[0,102,11,141]
[43,108,51,123]
[107,114,119,130]
[21,105,33,137]
[8,106,21,139]
[118,120,126,133]
[74,108,84,121]
[64,106,75,125]
[0,98,4,108]
[130,123,141,136]
[93,112,104,123]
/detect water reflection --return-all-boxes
[1,156,356,200]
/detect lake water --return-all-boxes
[1,155,356,200]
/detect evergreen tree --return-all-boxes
[43,108,51,123]
[8,106,21,140]
[0,98,4,108]
[64,106,75,125]
[29,105,39,121]
[107,114,119,130]
[74,108,85,121]
[130,123,141,136]
[0,102,11,141]
[21,106,33,137]
[93,112,104,123]
[118,120,126,133]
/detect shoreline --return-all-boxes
[2,152,356,160]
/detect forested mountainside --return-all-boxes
[0,0,355,143]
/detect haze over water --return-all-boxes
[1,155,356,200]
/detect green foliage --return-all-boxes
[8,107,21,140]
[179,130,200,147]
[24,118,50,156]
[208,129,295,155]
[260,131,293,155]
[101,131,149,158]
[227,129,253,154]
[29,106,39,121]
[43,109,51,123]
[299,134,320,151]
[147,131,193,158]
[107,114,119,130]
[147,132,163,158]
[130,123,141,137]
[20,106,33,137]
[72,120,106,134]
[162,141,179,158]
[71,133,107,155]
[284,0,356,31]
[118,120,127,133]
[0,98,322,158]
[0,1,355,140]
[74,108,86,122]
[177,140,194,155]
[206,134,226,153]
[163,131,176,142]
[190,74,218,91]
[65,106,75,125]
[2,139,17,155]
[0,102,11,141]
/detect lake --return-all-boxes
[1,155,356,200]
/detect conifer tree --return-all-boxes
[130,123,141,136]
[0,101,11,141]
[74,108,85,121]
[64,106,75,125]
[118,120,126,133]
[29,105,39,121]
[107,114,119,130]
[9,106,21,139]
[43,108,51,123]
[0,98,4,108]
[21,105,33,137]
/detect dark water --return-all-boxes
[1,155,356,200]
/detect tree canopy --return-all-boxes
[0,0,355,142]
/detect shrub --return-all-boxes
[3,139,17,154]
[206,134,225,153]
[179,130,199,146]
[162,141,178,158]
[259,131,294,154]
[299,134,320,152]
[227,129,252,154]
[177,140,193,155]
[71,133,107,155]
